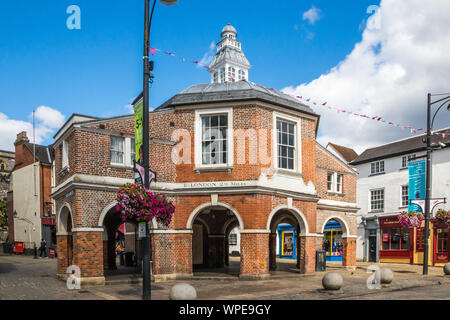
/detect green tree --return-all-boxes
[0,197,7,229]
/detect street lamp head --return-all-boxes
[159,0,178,6]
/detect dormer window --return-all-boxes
[228,67,236,82]
[220,68,225,83]
[213,72,218,83]
[238,70,246,81]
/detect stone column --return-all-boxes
[269,233,277,271]
[239,230,270,280]
[71,228,105,285]
[342,237,356,269]
[299,236,316,274]
[151,230,193,281]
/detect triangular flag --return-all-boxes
[150,47,157,55]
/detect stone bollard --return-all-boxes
[380,268,394,284]
[322,272,343,291]
[444,263,450,276]
[169,283,197,300]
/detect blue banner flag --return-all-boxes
[408,159,426,212]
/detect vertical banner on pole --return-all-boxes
[408,159,426,213]
[134,99,144,185]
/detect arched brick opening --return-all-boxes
[321,216,355,267]
[56,204,73,276]
[190,204,243,275]
[100,204,142,276]
[266,205,314,274]
[268,209,301,273]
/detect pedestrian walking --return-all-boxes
[39,239,47,258]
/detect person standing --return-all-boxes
[39,239,47,258]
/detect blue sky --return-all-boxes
[1,0,449,152]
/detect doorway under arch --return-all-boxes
[191,204,242,276]
[268,208,304,273]
[321,217,349,267]
[100,205,142,276]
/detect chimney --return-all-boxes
[14,131,29,146]
[13,131,31,171]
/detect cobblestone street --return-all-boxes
[1,254,449,300]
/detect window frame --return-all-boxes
[110,136,125,165]
[370,160,385,175]
[195,108,233,169]
[62,140,69,169]
[273,112,302,174]
[110,136,135,167]
[401,154,416,169]
[370,188,385,212]
[401,185,409,207]
[327,172,344,194]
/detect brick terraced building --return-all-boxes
[52,24,358,285]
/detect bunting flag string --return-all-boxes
[147,46,447,139]
[150,47,210,70]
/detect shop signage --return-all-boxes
[183,181,253,189]
[379,216,400,228]
[416,228,425,252]
[408,159,426,212]
[42,217,56,226]
[138,222,146,238]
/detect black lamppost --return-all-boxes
[142,0,178,301]
[423,93,450,275]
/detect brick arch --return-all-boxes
[320,215,351,238]
[266,205,309,236]
[98,201,158,229]
[57,203,73,235]
[186,201,244,230]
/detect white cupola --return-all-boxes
[209,24,251,84]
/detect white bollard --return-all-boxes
[169,283,197,300]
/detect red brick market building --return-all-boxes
[52,24,358,285]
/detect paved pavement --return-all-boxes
[1,253,449,300]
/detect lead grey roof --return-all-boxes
[350,127,450,165]
[209,45,250,70]
[154,81,318,116]
[221,24,237,37]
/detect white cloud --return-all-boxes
[302,6,322,25]
[284,0,450,153]
[34,105,65,128]
[198,41,216,68]
[0,106,65,151]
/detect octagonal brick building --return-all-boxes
[52,24,358,285]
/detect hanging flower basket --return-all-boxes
[115,183,175,226]
[398,211,424,228]
[434,209,450,226]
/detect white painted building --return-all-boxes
[351,127,450,263]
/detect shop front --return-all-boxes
[277,225,297,260]
[323,220,343,262]
[379,216,412,264]
[432,221,449,266]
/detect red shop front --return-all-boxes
[379,216,413,264]
[432,220,449,265]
